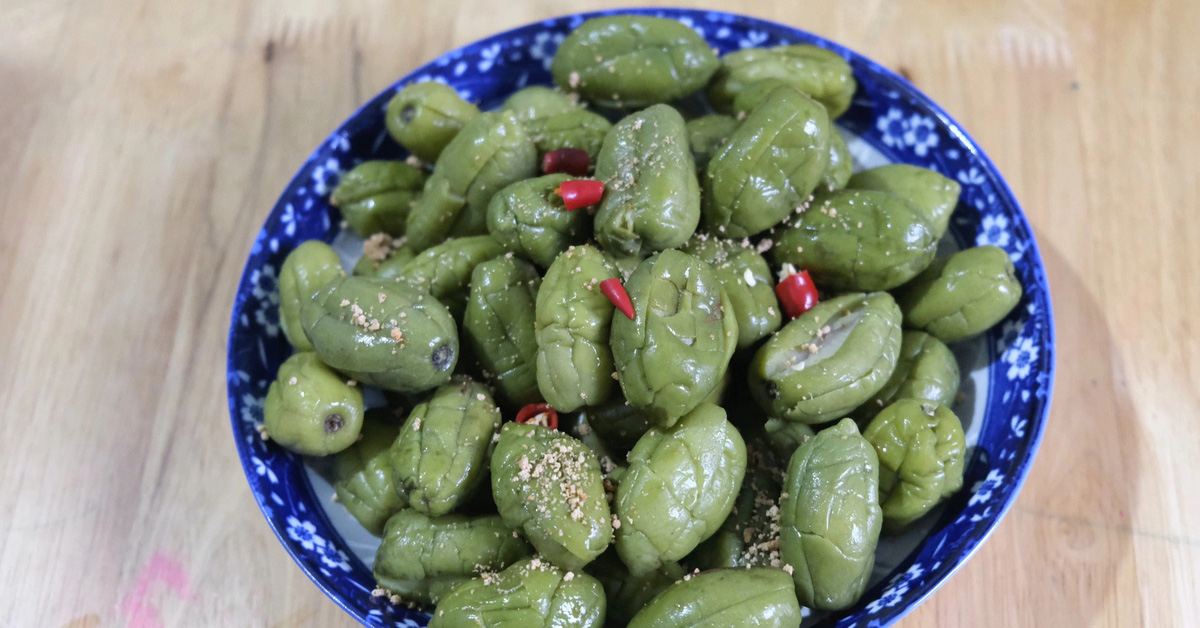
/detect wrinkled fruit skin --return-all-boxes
[330,160,426,237]
[332,418,405,535]
[263,352,364,456]
[376,235,505,319]
[615,403,746,575]
[588,553,683,627]
[594,104,700,256]
[685,114,738,171]
[576,396,655,453]
[502,87,614,159]
[486,174,591,269]
[279,241,344,351]
[773,189,938,291]
[463,256,542,406]
[429,557,606,628]
[491,423,614,571]
[863,399,966,530]
[897,245,1023,342]
[852,330,960,425]
[689,468,782,569]
[406,111,537,251]
[389,377,502,516]
[750,292,903,424]
[708,44,857,119]
[534,245,619,412]
[682,236,782,349]
[763,418,816,461]
[780,418,882,611]
[373,510,530,604]
[849,164,961,239]
[551,16,719,109]
[612,250,738,427]
[301,276,459,393]
[386,81,479,163]
[704,85,832,238]
[626,568,802,628]
[824,126,853,191]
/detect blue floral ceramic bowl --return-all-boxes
[228,8,1054,627]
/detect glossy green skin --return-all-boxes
[502,86,580,122]
[615,403,746,575]
[550,16,719,109]
[689,469,782,569]
[376,235,505,319]
[681,236,782,348]
[330,161,426,237]
[824,126,853,191]
[612,251,738,428]
[852,330,960,424]
[429,557,606,628]
[594,105,700,256]
[627,568,802,628]
[463,256,542,407]
[332,419,405,535]
[685,114,738,170]
[301,276,459,393]
[263,352,364,456]
[750,292,903,424]
[780,418,882,611]
[406,111,537,251]
[864,399,966,530]
[703,85,831,238]
[486,175,590,269]
[278,241,344,351]
[491,423,613,571]
[763,418,815,460]
[353,242,415,277]
[577,396,654,453]
[708,45,856,119]
[386,82,479,163]
[373,510,530,604]
[849,164,961,238]
[773,189,938,291]
[526,109,612,160]
[390,377,502,516]
[897,245,1023,342]
[588,552,684,626]
[534,246,619,412]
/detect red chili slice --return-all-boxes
[600,277,635,320]
[514,403,559,430]
[554,180,604,211]
[775,265,819,319]
[542,148,591,176]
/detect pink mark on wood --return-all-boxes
[120,553,194,628]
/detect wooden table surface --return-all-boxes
[3,0,1198,626]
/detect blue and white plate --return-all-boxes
[228,9,1055,627]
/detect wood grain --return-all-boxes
[1,0,1197,626]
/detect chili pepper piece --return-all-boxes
[515,403,559,431]
[542,148,592,176]
[775,265,819,319]
[554,180,604,211]
[600,277,636,320]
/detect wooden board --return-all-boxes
[1,0,1197,625]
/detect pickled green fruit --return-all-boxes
[386,82,479,162]
[263,352,363,456]
[612,251,738,427]
[429,557,606,628]
[703,85,831,238]
[389,377,502,516]
[491,423,613,571]
[729,77,795,117]
[626,568,802,628]
[551,16,720,109]
[330,161,426,237]
[588,552,684,626]
[278,241,344,351]
[780,418,881,611]
[897,245,1023,342]
[486,175,590,269]
[749,292,903,424]
[615,403,746,575]
[594,105,700,256]
[849,164,961,238]
[406,111,537,251]
[534,245,619,412]
[527,109,613,159]
[824,126,852,191]
[685,114,738,170]
[502,85,580,123]
[332,418,405,535]
[709,45,856,118]
[373,510,530,604]
[773,189,938,291]
[863,399,966,529]
[577,396,655,453]
[376,235,504,319]
[763,418,815,460]
[681,236,782,349]
[301,276,458,393]
[464,256,542,406]
[852,330,960,424]
[689,469,783,569]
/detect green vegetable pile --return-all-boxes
[261,15,1022,627]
